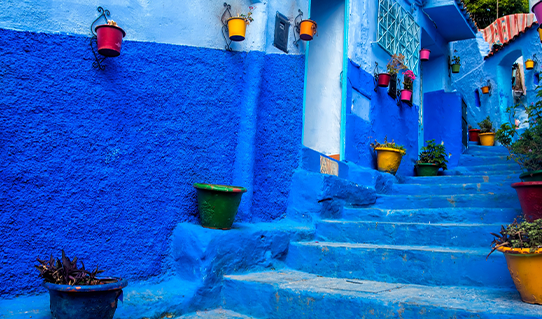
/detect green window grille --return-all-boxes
[377,0,420,72]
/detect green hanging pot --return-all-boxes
[416,163,440,176]
[194,183,247,230]
[451,64,461,73]
[520,170,542,182]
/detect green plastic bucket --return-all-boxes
[416,163,440,176]
[520,170,542,182]
[194,183,247,229]
[451,64,460,73]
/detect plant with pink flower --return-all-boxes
[403,70,416,91]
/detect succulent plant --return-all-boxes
[35,250,105,285]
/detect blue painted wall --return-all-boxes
[0,28,304,297]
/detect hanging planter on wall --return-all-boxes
[400,89,412,102]
[227,17,249,41]
[526,59,535,70]
[532,1,542,26]
[481,86,490,94]
[378,73,392,87]
[299,19,318,41]
[420,48,431,61]
[221,3,254,50]
[449,52,461,74]
[95,22,126,57]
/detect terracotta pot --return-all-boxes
[511,182,542,222]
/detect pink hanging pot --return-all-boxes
[95,24,126,57]
[420,49,431,61]
[378,73,391,87]
[532,1,542,25]
[400,90,412,102]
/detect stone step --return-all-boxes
[458,154,512,166]
[446,169,521,176]
[465,145,510,155]
[373,193,519,209]
[341,207,522,224]
[391,182,516,195]
[285,242,513,288]
[223,271,542,318]
[400,174,519,185]
[316,220,501,248]
[456,163,521,172]
[178,309,257,318]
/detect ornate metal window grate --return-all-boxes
[377,0,420,73]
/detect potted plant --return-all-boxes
[451,53,461,74]
[478,116,496,146]
[401,70,415,102]
[525,58,535,70]
[496,89,542,221]
[488,219,542,304]
[299,19,318,41]
[95,20,126,57]
[370,137,406,175]
[227,10,254,42]
[468,125,481,143]
[420,48,431,61]
[378,54,407,87]
[415,139,448,176]
[481,81,491,94]
[194,183,247,229]
[35,250,127,319]
[532,1,542,26]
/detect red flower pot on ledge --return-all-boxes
[95,24,126,57]
[512,182,542,222]
[378,73,391,87]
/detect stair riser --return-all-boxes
[458,155,511,166]
[392,183,516,196]
[401,175,519,185]
[374,194,519,209]
[223,279,539,319]
[341,208,522,224]
[447,170,521,176]
[316,222,499,248]
[458,164,521,172]
[466,147,510,155]
[286,244,514,288]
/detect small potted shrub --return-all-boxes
[468,125,481,143]
[378,54,407,87]
[228,9,254,42]
[451,53,461,74]
[489,219,542,304]
[415,139,448,176]
[194,183,247,229]
[95,20,126,57]
[35,250,127,319]
[478,116,496,146]
[370,137,406,175]
[401,70,415,102]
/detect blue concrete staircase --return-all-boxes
[220,145,542,318]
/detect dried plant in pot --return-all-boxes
[35,250,127,319]
[415,140,448,176]
[478,116,496,146]
[489,219,542,304]
[371,136,406,175]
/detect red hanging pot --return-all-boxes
[378,73,391,87]
[512,182,542,222]
[95,24,126,57]
[400,89,412,102]
[420,48,431,61]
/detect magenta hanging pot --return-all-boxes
[400,90,412,102]
[532,1,542,25]
[95,24,126,57]
[378,73,391,87]
[420,49,431,61]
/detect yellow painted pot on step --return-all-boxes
[479,132,495,146]
[525,59,535,70]
[497,247,542,304]
[375,147,405,175]
[227,17,248,42]
[299,19,317,41]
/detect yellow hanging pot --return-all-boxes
[375,147,405,175]
[497,247,542,304]
[228,17,248,42]
[299,19,317,41]
[526,59,535,70]
[481,86,490,94]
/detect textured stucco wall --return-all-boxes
[0,27,304,297]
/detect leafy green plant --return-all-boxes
[370,136,406,154]
[478,116,495,133]
[386,54,407,75]
[451,51,461,65]
[488,219,542,258]
[35,250,106,285]
[417,140,448,170]
[496,86,542,172]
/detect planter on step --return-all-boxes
[375,147,405,175]
[451,63,461,74]
[532,1,542,26]
[194,183,247,229]
[299,19,318,41]
[44,278,128,319]
[227,17,249,42]
[416,163,439,176]
[469,129,481,142]
[420,48,431,61]
[479,132,495,146]
[497,246,542,304]
[511,182,542,222]
[481,86,490,94]
[378,73,391,87]
[400,89,412,102]
[95,24,126,57]
[520,170,542,182]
